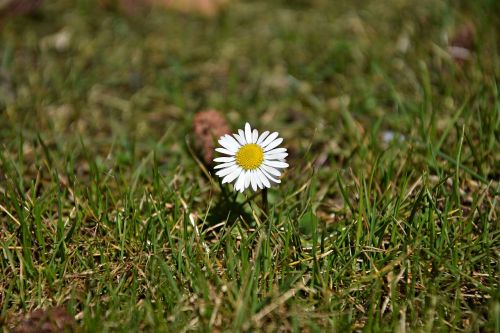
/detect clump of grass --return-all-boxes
[0,0,498,332]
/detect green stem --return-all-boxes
[262,188,268,217]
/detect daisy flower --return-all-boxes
[213,123,289,192]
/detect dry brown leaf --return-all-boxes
[153,0,229,17]
[0,0,42,17]
[448,22,475,64]
[192,109,231,166]
[98,0,150,16]
[12,306,76,333]
[98,0,229,17]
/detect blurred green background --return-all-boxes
[0,0,498,332]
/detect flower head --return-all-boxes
[213,123,289,192]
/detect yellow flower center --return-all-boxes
[236,144,264,170]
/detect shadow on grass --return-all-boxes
[205,193,253,229]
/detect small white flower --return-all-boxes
[213,123,289,192]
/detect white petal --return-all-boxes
[263,137,283,152]
[264,153,288,160]
[216,164,239,177]
[218,138,237,153]
[260,132,279,148]
[260,168,281,184]
[214,161,236,169]
[235,171,246,192]
[225,134,241,146]
[233,133,246,146]
[239,172,248,192]
[254,171,263,189]
[219,135,240,152]
[244,171,251,189]
[218,137,236,151]
[256,169,271,188]
[222,167,242,184]
[245,123,253,143]
[214,156,235,163]
[256,131,270,145]
[238,129,247,144]
[264,160,289,169]
[265,147,287,155]
[252,129,258,143]
[250,171,257,191]
[260,164,281,177]
[215,147,236,156]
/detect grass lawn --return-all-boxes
[0,0,499,331]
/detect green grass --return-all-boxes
[1,0,499,332]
